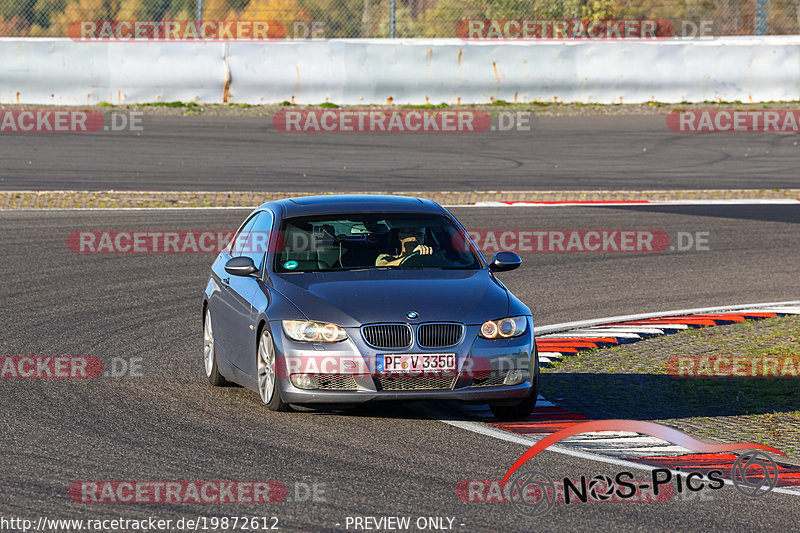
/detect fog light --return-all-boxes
[504,369,529,386]
[291,374,319,390]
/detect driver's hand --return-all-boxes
[413,245,433,255]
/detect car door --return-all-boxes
[215,212,259,370]
[218,210,273,376]
[208,215,255,362]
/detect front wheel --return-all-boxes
[257,328,290,412]
[489,387,537,420]
[490,360,539,420]
[204,308,227,386]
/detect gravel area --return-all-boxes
[2,189,798,209]
[2,101,800,117]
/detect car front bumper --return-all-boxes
[269,320,537,405]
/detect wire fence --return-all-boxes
[1,0,798,38]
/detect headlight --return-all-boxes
[479,316,528,339]
[282,320,347,343]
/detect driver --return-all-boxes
[375,227,433,266]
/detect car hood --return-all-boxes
[271,269,509,326]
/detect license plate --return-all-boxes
[376,353,457,374]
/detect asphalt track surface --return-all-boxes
[2,205,799,531]
[2,115,800,191]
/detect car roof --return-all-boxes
[259,195,445,218]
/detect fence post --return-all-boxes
[390,0,396,38]
[755,0,769,35]
[196,0,204,21]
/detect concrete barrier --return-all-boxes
[0,39,224,105]
[1,37,798,105]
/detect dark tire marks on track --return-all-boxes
[1,206,799,531]
[2,115,800,190]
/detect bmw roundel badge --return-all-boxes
[406,311,419,319]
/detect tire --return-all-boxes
[489,386,537,420]
[203,307,228,386]
[257,328,290,412]
[489,352,540,421]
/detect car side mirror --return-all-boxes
[489,251,522,272]
[225,256,259,277]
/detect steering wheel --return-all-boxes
[398,251,422,266]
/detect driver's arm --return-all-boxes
[375,253,399,266]
[375,245,433,266]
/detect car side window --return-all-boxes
[230,214,258,257]
[231,211,273,270]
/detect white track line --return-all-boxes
[751,307,800,314]
[537,352,562,359]
[541,331,644,339]
[0,206,255,212]
[608,323,691,331]
[578,327,667,334]
[473,199,800,207]
[5,198,799,211]
[566,328,661,336]
[536,300,800,334]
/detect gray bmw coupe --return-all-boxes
[202,195,538,419]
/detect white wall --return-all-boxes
[1,37,798,105]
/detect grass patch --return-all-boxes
[403,102,449,109]
[316,102,340,108]
[138,101,199,108]
[702,99,745,105]
[472,100,559,108]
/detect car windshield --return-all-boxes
[275,213,482,273]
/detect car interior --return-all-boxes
[274,216,477,272]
